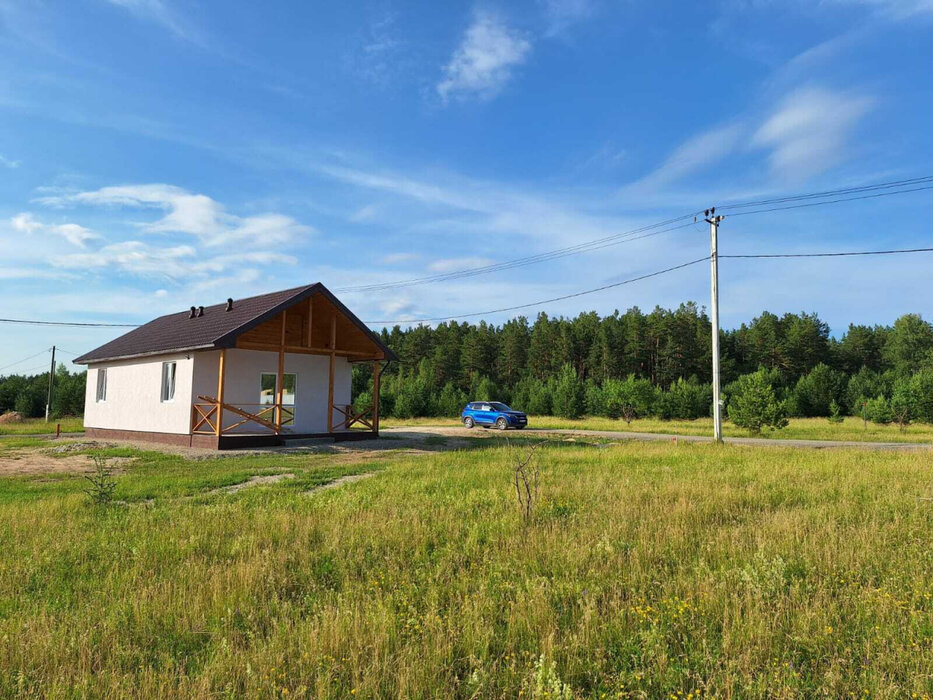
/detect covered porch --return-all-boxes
[189,290,388,448]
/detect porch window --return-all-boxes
[161,362,176,402]
[96,368,107,402]
[260,372,296,425]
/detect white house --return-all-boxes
[75,284,394,449]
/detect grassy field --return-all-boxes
[2,436,933,697]
[384,415,933,443]
[0,416,84,435]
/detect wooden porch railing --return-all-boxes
[331,403,375,432]
[191,395,294,435]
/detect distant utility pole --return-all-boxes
[45,345,56,422]
[705,209,725,443]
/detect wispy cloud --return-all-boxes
[437,11,531,103]
[752,87,873,180]
[347,9,406,87]
[428,256,495,273]
[828,0,933,19]
[623,85,873,194]
[0,154,20,169]
[37,183,314,247]
[627,123,744,192]
[382,252,420,265]
[540,0,595,37]
[10,212,101,248]
[103,0,205,45]
[51,240,296,282]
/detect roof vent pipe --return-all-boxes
[189,306,196,319]
[226,298,233,312]
[197,306,204,317]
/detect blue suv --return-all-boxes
[461,402,528,430]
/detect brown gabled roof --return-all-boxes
[74,283,395,364]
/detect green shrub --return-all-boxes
[727,369,788,434]
[864,395,893,424]
[603,375,656,423]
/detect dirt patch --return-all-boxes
[0,411,24,424]
[211,473,296,495]
[306,472,375,495]
[0,451,132,477]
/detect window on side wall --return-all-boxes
[161,362,177,402]
[96,368,107,402]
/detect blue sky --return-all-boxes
[1,0,932,372]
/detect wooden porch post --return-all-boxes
[276,310,286,434]
[215,349,226,437]
[372,360,381,435]
[327,314,336,432]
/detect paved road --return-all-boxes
[383,426,933,451]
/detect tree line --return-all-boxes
[349,304,933,426]
[0,364,86,418]
[4,304,932,427]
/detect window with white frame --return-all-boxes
[161,362,176,402]
[96,368,107,402]
[260,372,296,425]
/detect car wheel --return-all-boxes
[496,417,508,430]
[463,416,474,429]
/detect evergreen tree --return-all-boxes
[727,369,788,434]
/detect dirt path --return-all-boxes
[306,472,375,495]
[212,473,295,494]
[380,426,933,451]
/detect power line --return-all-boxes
[335,174,933,295]
[335,218,701,294]
[0,318,138,328]
[367,245,933,326]
[723,184,933,218]
[363,256,710,325]
[0,347,51,374]
[16,363,53,376]
[716,175,933,211]
[721,247,933,259]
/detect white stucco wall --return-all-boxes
[83,354,195,434]
[193,349,352,434]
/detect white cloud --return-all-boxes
[37,183,313,247]
[50,240,296,281]
[10,212,100,247]
[437,11,531,102]
[0,154,20,168]
[428,256,495,273]
[753,87,873,180]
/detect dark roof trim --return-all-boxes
[80,344,217,365]
[75,283,396,364]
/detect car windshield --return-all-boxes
[489,402,512,412]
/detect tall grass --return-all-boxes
[0,416,84,435]
[1,440,932,697]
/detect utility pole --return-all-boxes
[705,209,725,443]
[45,345,56,422]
